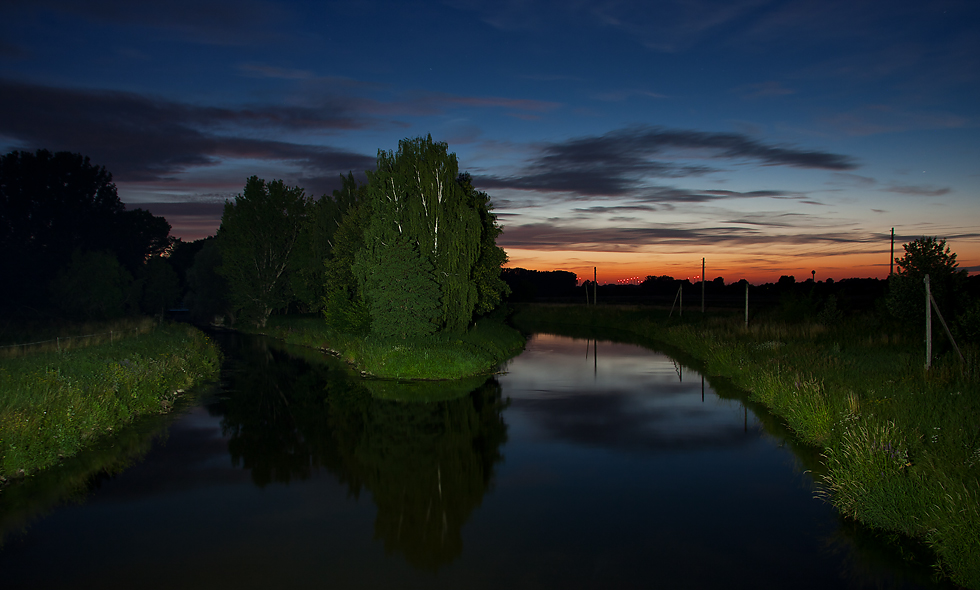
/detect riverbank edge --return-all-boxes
[0,322,222,484]
[511,303,979,590]
[240,310,526,381]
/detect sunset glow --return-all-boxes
[2,1,977,284]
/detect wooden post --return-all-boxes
[930,291,965,364]
[744,281,749,328]
[680,284,683,317]
[925,274,932,369]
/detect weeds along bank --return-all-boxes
[511,304,980,589]
[0,323,221,483]
[244,311,525,381]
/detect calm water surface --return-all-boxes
[0,332,950,589]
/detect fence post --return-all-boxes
[679,284,683,317]
[925,274,932,369]
[57,337,60,353]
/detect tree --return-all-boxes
[354,233,441,339]
[355,136,485,337]
[0,149,171,310]
[49,250,136,319]
[217,176,309,327]
[185,238,230,324]
[292,173,364,313]
[887,236,967,321]
[457,173,510,315]
[322,197,371,333]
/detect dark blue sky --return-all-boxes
[2,0,978,282]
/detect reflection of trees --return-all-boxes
[212,335,508,571]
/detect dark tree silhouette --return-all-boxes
[0,149,171,311]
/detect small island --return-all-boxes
[210,135,524,379]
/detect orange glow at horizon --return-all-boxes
[504,244,980,285]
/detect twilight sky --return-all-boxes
[2,0,978,283]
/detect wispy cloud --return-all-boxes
[824,105,969,136]
[0,79,376,182]
[237,62,315,79]
[733,81,795,99]
[882,183,951,197]
[15,0,291,45]
[476,126,855,197]
[498,222,878,252]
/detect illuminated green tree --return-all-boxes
[355,136,487,336]
[457,172,510,314]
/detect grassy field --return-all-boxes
[510,303,980,589]
[243,308,526,381]
[0,322,221,482]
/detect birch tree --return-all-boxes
[355,136,483,336]
[218,176,309,327]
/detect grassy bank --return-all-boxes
[244,309,525,381]
[0,322,221,482]
[511,304,980,589]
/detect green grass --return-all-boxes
[511,303,980,589]
[0,322,221,481]
[243,308,526,381]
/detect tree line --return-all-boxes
[1,136,510,340]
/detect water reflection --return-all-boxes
[0,331,955,589]
[501,334,755,451]
[212,335,507,570]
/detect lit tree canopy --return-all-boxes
[355,136,495,337]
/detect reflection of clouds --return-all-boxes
[501,334,753,452]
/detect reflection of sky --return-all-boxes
[499,333,755,452]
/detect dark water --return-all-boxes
[0,332,952,589]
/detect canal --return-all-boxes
[0,331,951,588]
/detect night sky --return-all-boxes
[2,0,978,283]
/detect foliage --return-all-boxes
[457,173,510,315]
[355,233,441,339]
[184,237,230,324]
[322,201,371,333]
[888,236,967,321]
[0,323,221,480]
[217,176,309,327]
[48,250,137,319]
[0,149,171,310]
[291,173,365,312]
[357,136,482,336]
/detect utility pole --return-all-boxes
[594,266,597,305]
[701,257,705,313]
[890,228,895,276]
